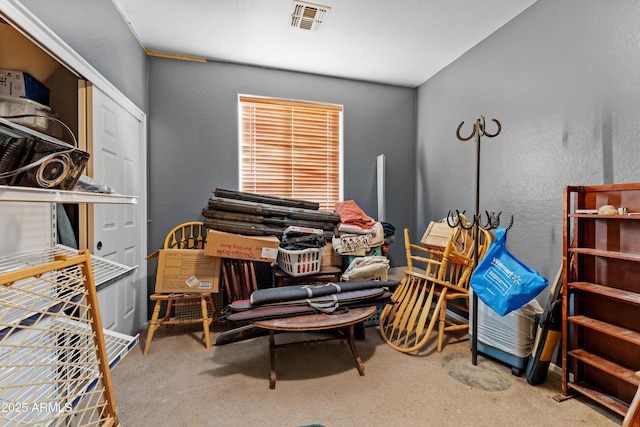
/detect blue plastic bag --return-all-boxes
[469,227,548,316]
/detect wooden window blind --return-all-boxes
[239,95,343,211]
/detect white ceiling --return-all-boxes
[112,0,538,88]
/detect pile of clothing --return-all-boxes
[332,200,386,255]
[341,255,390,281]
[279,226,325,251]
[331,199,394,281]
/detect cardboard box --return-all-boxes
[321,242,341,267]
[147,249,221,293]
[204,229,280,262]
[421,221,455,251]
[0,69,50,105]
[421,221,473,258]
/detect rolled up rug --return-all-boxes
[249,280,399,306]
[230,287,386,311]
[225,288,393,322]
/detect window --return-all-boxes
[238,95,342,211]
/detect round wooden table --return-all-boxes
[253,306,376,389]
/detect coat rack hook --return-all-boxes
[505,214,514,231]
[456,115,501,142]
[456,121,476,141]
[481,115,502,138]
[478,211,515,231]
[446,210,475,230]
[479,211,494,230]
[446,210,460,228]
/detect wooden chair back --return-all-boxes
[403,227,448,280]
[403,226,490,291]
[164,221,207,249]
[439,226,491,290]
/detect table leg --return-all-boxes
[347,324,365,376]
[269,330,277,389]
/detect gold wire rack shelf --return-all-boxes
[0,251,137,426]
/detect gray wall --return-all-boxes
[21,0,640,294]
[18,0,148,113]
[416,0,640,285]
[11,0,415,290]
[147,57,416,266]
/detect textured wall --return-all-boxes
[21,0,639,293]
[17,0,148,112]
[147,57,416,266]
[416,0,640,285]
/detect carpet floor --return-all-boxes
[110,322,623,427]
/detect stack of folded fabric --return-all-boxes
[332,200,385,255]
[222,280,399,323]
[341,256,390,281]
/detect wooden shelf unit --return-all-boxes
[561,183,640,417]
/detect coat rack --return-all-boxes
[449,115,509,365]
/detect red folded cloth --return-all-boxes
[335,200,375,229]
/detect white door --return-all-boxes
[90,86,147,336]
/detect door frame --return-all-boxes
[2,1,148,327]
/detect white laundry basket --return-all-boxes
[277,247,323,277]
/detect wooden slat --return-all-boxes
[569,213,640,220]
[568,282,640,306]
[221,261,233,303]
[569,348,640,386]
[569,248,640,263]
[569,315,640,345]
[249,261,258,293]
[570,183,640,193]
[242,261,251,299]
[229,260,241,301]
[568,381,630,417]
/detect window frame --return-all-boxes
[237,94,344,211]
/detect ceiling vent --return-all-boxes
[289,1,331,32]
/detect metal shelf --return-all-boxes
[0,244,137,292]
[0,252,135,425]
[0,185,137,204]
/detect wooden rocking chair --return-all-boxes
[379,225,491,353]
